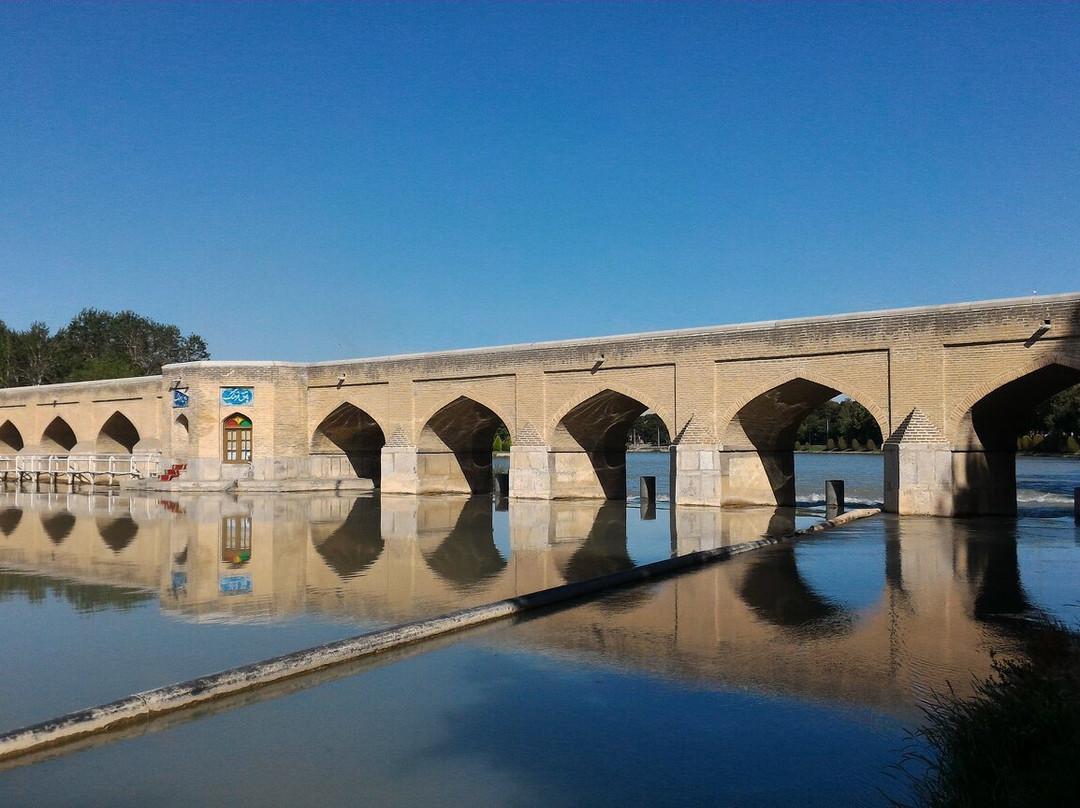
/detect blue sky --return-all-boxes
[1,2,1077,362]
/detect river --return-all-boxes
[0,453,1076,806]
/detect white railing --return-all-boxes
[0,453,162,484]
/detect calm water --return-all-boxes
[0,453,1077,806]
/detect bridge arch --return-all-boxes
[948,353,1080,451]
[416,395,510,494]
[547,382,673,448]
[41,509,75,545]
[946,353,1080,515]
[41,417,77,454]
[311,401,387,485]
[311,496,383,579]
[0,420,24,453]
[719,370,888,450]
[96,411,141,454]
[717,372,888,507]
[419,496,507,592]
[547,386,670,500]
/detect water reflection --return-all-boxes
[739,545,851,632]
[0,488,1074,720]
[311,497,383,579]
[97,515,138,553]
[418,496,506,592]
[0,507,21,536]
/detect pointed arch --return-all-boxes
[948,353,1080,450]
[97,412,140,454]
[547,382,674,447]
[0,508,23,536]
[172,414,190,457]
[311,497,383,579]
[41,510,76,545]
[719,370,889,450]
[311,402,387,484]
[41,417,77,453]
[222,412,252,463]
[416,396,508,494]
[547,388,658,500]
[415,392,513,446]
[0,420,24,453]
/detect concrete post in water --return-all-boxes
[639,476,657,520]
[825,480,845,516]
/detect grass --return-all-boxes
[891,620,1080,807]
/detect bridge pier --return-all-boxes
[718,449,795,507]
[883,443,955,516]
[669,444,724,507]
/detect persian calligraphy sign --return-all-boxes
[221,387,254,406]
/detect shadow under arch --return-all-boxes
[421,496,507,592]
[41,417,77,454]
[97,516,139,553]
[551,389,660,500]
[738,545,852,633]
[720,376,887,507]
[311,402,387,486]
[0,420,24,453]
[311,496,384,579]
[948,356,1080,515]
[0,507,23,536]
[97,412,140,454]
[418,396,509,495]
[41,510,76,545]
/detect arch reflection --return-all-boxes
[311,496,383,579]
[421,497,507,592]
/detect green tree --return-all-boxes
[0,309,211,386]
[629,413,670,447]
[56,308,209,379]
[14,322,61,386]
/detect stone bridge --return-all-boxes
[1,293,1078,516]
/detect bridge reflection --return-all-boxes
[0,490,1038,717]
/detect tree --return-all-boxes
[56,309,209,379]
[0,310,211,386]
[14,322,61,386]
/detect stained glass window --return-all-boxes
[223,413,252,462]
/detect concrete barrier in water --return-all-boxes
[0,507,881,765]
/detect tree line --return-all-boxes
[0,309,210,387]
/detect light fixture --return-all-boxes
[170,377,183,390]
[336,373,346,388]
[591,354,605,374]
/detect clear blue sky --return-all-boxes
[2,2,1077,362]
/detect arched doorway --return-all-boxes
[222,413,252,463]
